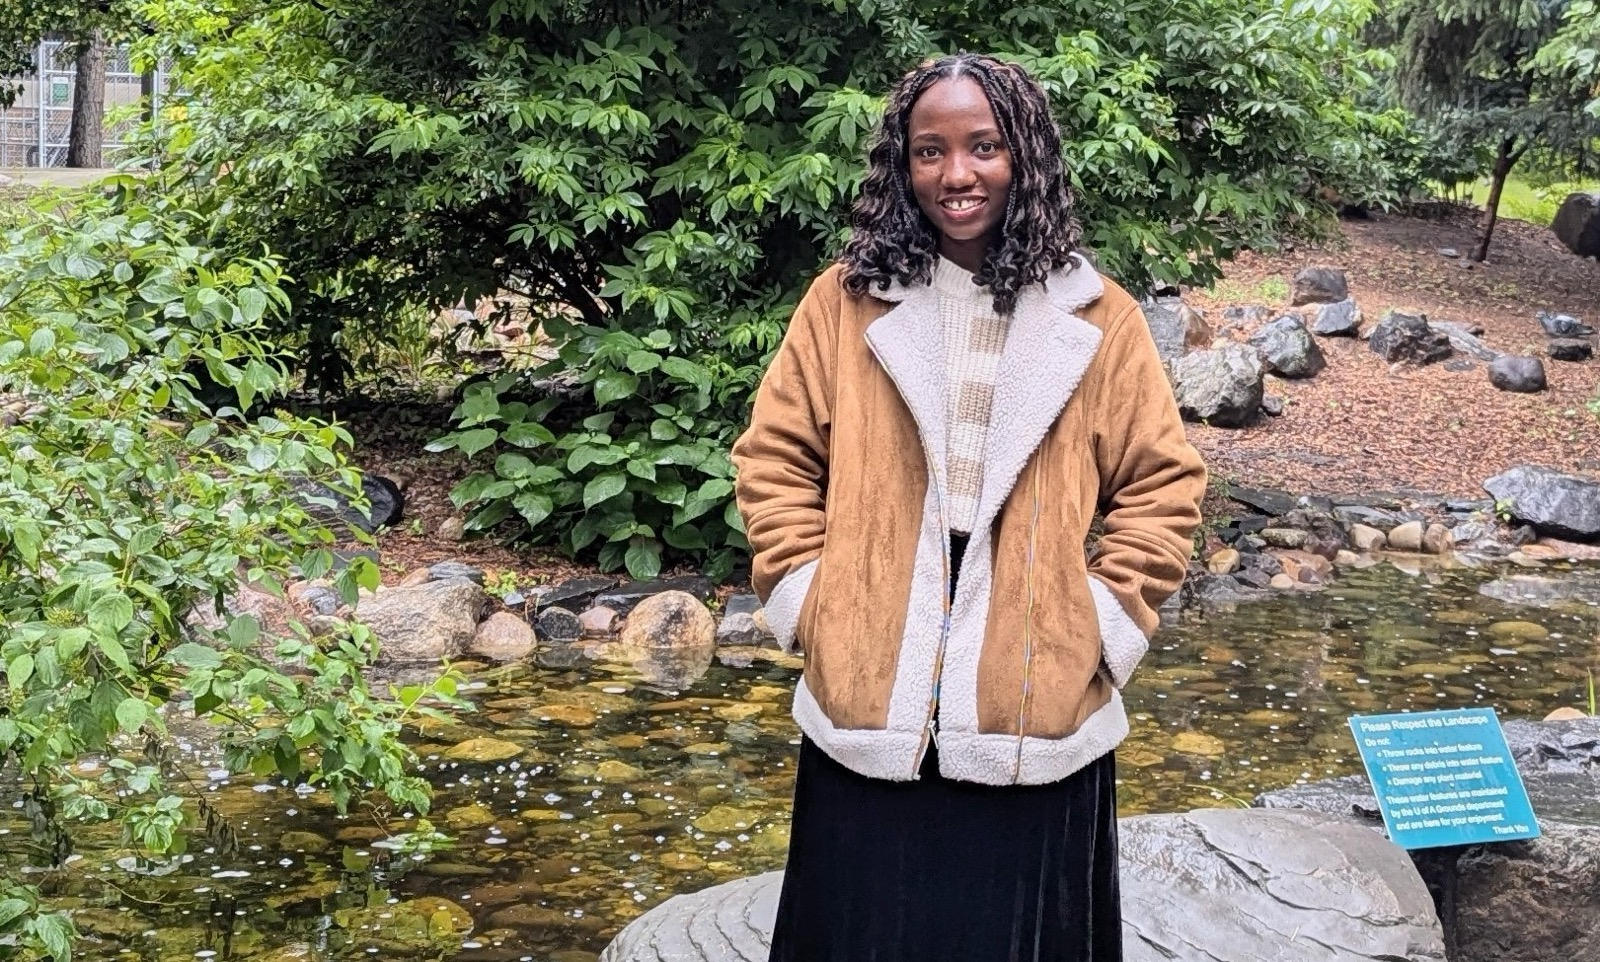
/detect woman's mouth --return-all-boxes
[941,197,986,213]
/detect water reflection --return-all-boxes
[4,561,1597,961]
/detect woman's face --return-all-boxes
[907,75,1013,272]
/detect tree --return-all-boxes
[0,2,142,167]
[1390,0,1600,261]
[141,0,1395,578]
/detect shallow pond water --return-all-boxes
[5,560,1598,961]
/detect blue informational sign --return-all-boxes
[1348,708,1540,850]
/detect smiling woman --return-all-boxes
[733,53,1207,962]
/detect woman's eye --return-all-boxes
[917,146,940,159]
[975,141,1000,155]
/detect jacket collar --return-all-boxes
[862,256,1106,534]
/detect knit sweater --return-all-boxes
[933,256,1008,535]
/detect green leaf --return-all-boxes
[7,653,35,687]
[625,538,662,580]
[594,370,640,406]
[513,491,554,526]
[34,911,74,962]
[502,421,556,447]
[583,473,628,508]
[237,286,269,322]
[650,418,679,441]
[116,697,150,733]
[625,350,662,373]
[167,643,225,670]
[456,428,500,456]
[89,592,136,632]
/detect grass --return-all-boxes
[1463,174,1600,228]
[1206,276,1290,305]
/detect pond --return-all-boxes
[4,560,1597,961]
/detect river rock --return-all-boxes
[1483,465,1600,541]
[1552,192,1600,258]
[1219,305,1271,333]
[1387,520,1425,553]
[1547,337,1593,362]
[1312,298,1362,337]
[1249,315,1326,378]
[537,576,619,611]
[435,515,465,541]
[535,605,584,644]
[1259,527,1308,549]
[1206,548,1241,575]
[1430,321,1501,362]
[1422,523,1452,556]
[1172,344,1264,428]
[619,591,716,649]
[1369,311,1452,366]
[1228,486,1297,517]
[468,611,537,662]
[599,809,1443,962]
[578,605,620,637]
[595,576,715,617]
[714,611,768,647]
[1488,356,1547,393]
[1536,310,1595,338]
[444,737,525,764]
[354,580,486,664]
[428,560,485,585]
[1290,266,1350,306]
[1348,524,1387,553]
[1259,718,1600,962]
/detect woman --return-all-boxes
[731,53,1206,962]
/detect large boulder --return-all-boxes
[618,590,716,649]
[1552,192,1600,258]
[1142,297,1213,368]
[466,611,537,661]
[354,579,486,664]
[1483,465,1600,541]
[1369,311,1452,366]
[1172,344,1264,428]
[1291,266,1350,306]
[1249,314,1326,377]
[1258,718,1600,962]
[599,809,1444,962]
[1313,298,1362,337]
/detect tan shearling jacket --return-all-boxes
[731,256,1206,786]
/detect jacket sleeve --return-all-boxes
[730,271,838,651]
[1085,300,1207,687]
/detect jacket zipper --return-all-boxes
[863,336,952,778]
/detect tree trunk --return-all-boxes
[1472,136,1519,263]
[66,31,107,169]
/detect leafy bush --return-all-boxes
[0,183,452,958]
[141,0,1395,576]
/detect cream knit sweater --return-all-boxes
[932,257,1009,535]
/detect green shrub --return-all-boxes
[0,182,453,958]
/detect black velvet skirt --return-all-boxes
[767,535,1123,962]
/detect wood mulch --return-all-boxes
[1184,204,1600,500]
[340,204,1600,582]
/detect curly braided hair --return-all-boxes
[839,53,1082,316]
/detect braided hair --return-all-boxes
[839,53,1082,316]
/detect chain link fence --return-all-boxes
[0,40,169,167]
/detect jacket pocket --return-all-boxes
[1085,573,1148,688]
[763,558,820,654]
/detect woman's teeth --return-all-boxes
[942,198,983,210]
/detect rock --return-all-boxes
[334,897,473,953]
[1348,524,1387,552]
[1186,573,1272,607]
[600,810,1444,962]
[1258,527,1308,549]
[436,515,466,542]
[535,606,584,644]
[1261,718,1600,962]
[723,593,762,617]
[1219,305,1271,332]
[398,568,432,588]
[1437,247,1460,259]
[1248,314,1326,378]
[443,737,525,763]
[578,606,620,637]
[1429,321,1501,362]
[1545,707,1588,722]
[1483,465,1600,541]
[1172,344,1264,428]
[1537,310,1596,338]
[1290,266,1350,306]
[288,581,339,616]
[1143,297,1214,367]
[594,576,715,616]
[618,591,716,649]
[1387,520,1426,553]
[1334,549,1361,566]
[1260,394,1284,416]
[353,580,486,664]
[1443,358,1478,373]
[1369,310,1452,366]
[1422,522,1452,556]
[1488,356,1547,393]
[1228,486,1297,517]
[1547,337,1594,361]
[714,611,768,647]
[1206,548,1241,575]
[538,576,618,611]
[1551,191,1600,258]
[468,611,537,662]
[1311,298,1362,337]
[428,561,485,585]
[1269,573,1296,590]
[300,474,405,535]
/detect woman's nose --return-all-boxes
[941,153,977,188]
